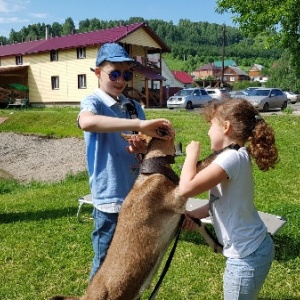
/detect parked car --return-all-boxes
[167,88,213,109]
[283,91,300,104]
[229,90,247,99]
[244,88,288,112]
[205,88,230,100]
[243,87,262,95]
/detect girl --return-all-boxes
[179,98,279,299]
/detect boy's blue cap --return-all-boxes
[95,43,135,66]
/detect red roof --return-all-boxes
[0,22,170,57]
[171,70,193,84]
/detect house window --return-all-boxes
[229,76,235,82]
[50,50,58,61]
[77,47,86,59]
[51,76,59,89]
[78,74,86,89]
[16,55,23,65]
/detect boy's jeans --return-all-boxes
[223,233,274,300]
[90,208,118,280]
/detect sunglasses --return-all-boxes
[100,68,133,82]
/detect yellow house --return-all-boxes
[0,22,170,107]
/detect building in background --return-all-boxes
[0,22,170,107]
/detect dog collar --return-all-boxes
[139,155,179,185]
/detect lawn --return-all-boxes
[0,107,299,300]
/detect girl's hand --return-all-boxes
[186,141,201,158]
[182,216,197,231]
[183,204,210,231]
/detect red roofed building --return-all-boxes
[0,22,170,107]
[171,70,193,87]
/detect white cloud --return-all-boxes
[0,17,29,24]
[30,12,48,19]
[0,0,29,13]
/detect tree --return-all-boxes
[8,29,20,43]
[216,0,300,75]
[51,22,62,37]
[265,51,300,93]
[78,19,90,33]
[62,17,76,36]
[0,35,8,45]
[88,18,101,31]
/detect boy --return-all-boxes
[78,43,173,279]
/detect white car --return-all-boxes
[205,88,230,100]
[167,88,213,109]
[229,90,248,98]
[283,91,300,104]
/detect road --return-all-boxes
[262,102,300,115]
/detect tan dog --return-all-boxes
[51,130,222,300]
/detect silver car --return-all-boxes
[283,91,300,104]
[244,88,288,112]
[167,88,213,109]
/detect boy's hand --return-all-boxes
[140,119,174,140]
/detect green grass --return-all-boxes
[0,107,299,299]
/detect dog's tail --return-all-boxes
[51,296,80,300]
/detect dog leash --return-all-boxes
[148,215,185,300]
[147,215,223,299]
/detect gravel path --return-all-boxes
[0,133,87,183]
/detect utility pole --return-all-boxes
[221,23,226,88]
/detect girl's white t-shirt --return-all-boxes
[210,147,267,258]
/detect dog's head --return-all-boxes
[121,128,175,159]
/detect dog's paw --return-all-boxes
[213,243,223,254]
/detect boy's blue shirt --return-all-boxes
[80,89,146,206]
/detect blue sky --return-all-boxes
[0,0,236,38]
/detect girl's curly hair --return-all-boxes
[202,98,279,171]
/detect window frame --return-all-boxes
[16,55,23,65]
[78,74,87,89]
[50,50,58,62]
[77,47,86,59]
[51,76,59,90]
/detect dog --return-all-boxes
[51,129,222,300]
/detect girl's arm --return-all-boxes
[178,141,228,198]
